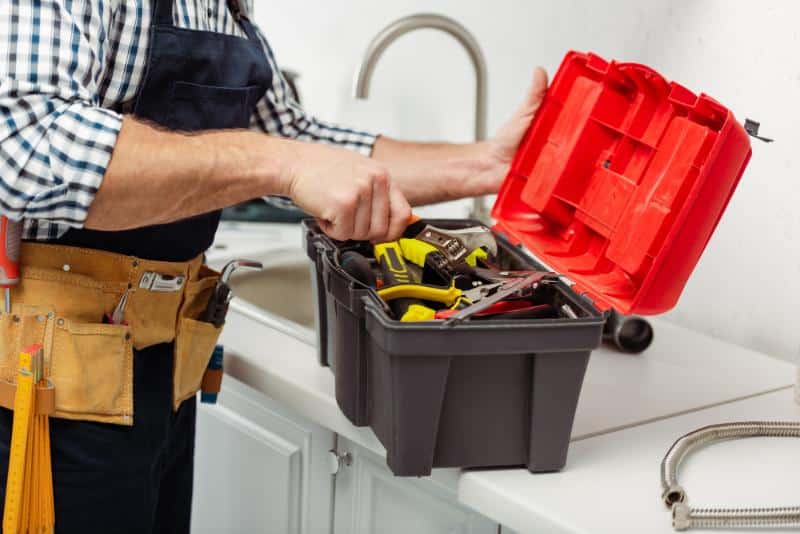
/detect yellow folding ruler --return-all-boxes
[3,344,55,534]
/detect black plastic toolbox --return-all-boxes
[303,50,752,477]
[304,219,604,476]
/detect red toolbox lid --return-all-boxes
[492,51,752,315]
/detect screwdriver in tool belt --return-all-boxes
[0,216,23,314]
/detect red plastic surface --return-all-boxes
[492,51,752,315]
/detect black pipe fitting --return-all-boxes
[603,310,654,354]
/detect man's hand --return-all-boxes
[371,67,549,206]
[482,67,549,190]
[280,142,411,242]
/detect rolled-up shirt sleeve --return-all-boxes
[250,25,377,157]
[0,0,121,226]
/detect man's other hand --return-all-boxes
[479,66,549,194]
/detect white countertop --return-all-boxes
[211,222,798,533]
[460,389,800,534]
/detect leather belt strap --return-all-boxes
[19,242,204,285]
[0,380,55,416]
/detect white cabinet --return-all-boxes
[332,437,499,534]
[192,377,335,534]
[192,377,501,534]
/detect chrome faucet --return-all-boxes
[353,14,490,222]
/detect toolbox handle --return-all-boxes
[302,225,325,269]
[322,253,370,317]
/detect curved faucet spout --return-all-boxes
[353,14,490,221]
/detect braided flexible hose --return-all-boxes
[660,421,800,530]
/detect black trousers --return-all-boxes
[0,342,196,534]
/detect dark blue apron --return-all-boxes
[55,0,273,262]
[1,3,273,532]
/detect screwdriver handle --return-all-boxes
[374,242,435,321]
[339,251,377,288]
[0,217,22,288]
[374,242,412,287]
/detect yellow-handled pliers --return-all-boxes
[377,281,503,309]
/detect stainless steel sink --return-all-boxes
[227,249,316,329]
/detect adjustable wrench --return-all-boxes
[412,224,498,266]
[202,259,263,327]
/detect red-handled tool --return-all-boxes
[0,217,23,314]
[434,300,554,320]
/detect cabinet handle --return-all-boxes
[328,449,352,475]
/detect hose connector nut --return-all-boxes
[662,484,686,508]
[672,502,691,531]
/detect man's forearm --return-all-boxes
[371,137,506,206]
[84,117,288,230]
[86,120,504,230]
[84,116,412,243]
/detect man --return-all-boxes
[0,0,547,532]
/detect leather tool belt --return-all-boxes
[0,243,223,425]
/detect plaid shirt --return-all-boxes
[0,0,376,240]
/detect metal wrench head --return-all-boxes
[414,224,498,264]
[220,259,263,284]
[440,226,498,257]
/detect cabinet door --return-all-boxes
[192,377,334,534]
[333,437,498,534]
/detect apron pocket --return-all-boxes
[50,319,133,425]
[173,317,222,409]
[168,81,259,131]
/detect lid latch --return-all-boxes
[744,119,774,143]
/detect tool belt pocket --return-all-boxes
[51,318,133,423]
[173,266,223,409]
[0,314,20,381]
[173,318,222,408]
[2,265,135,425]
[0,309,133,426]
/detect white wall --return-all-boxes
[254,0,800,363]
